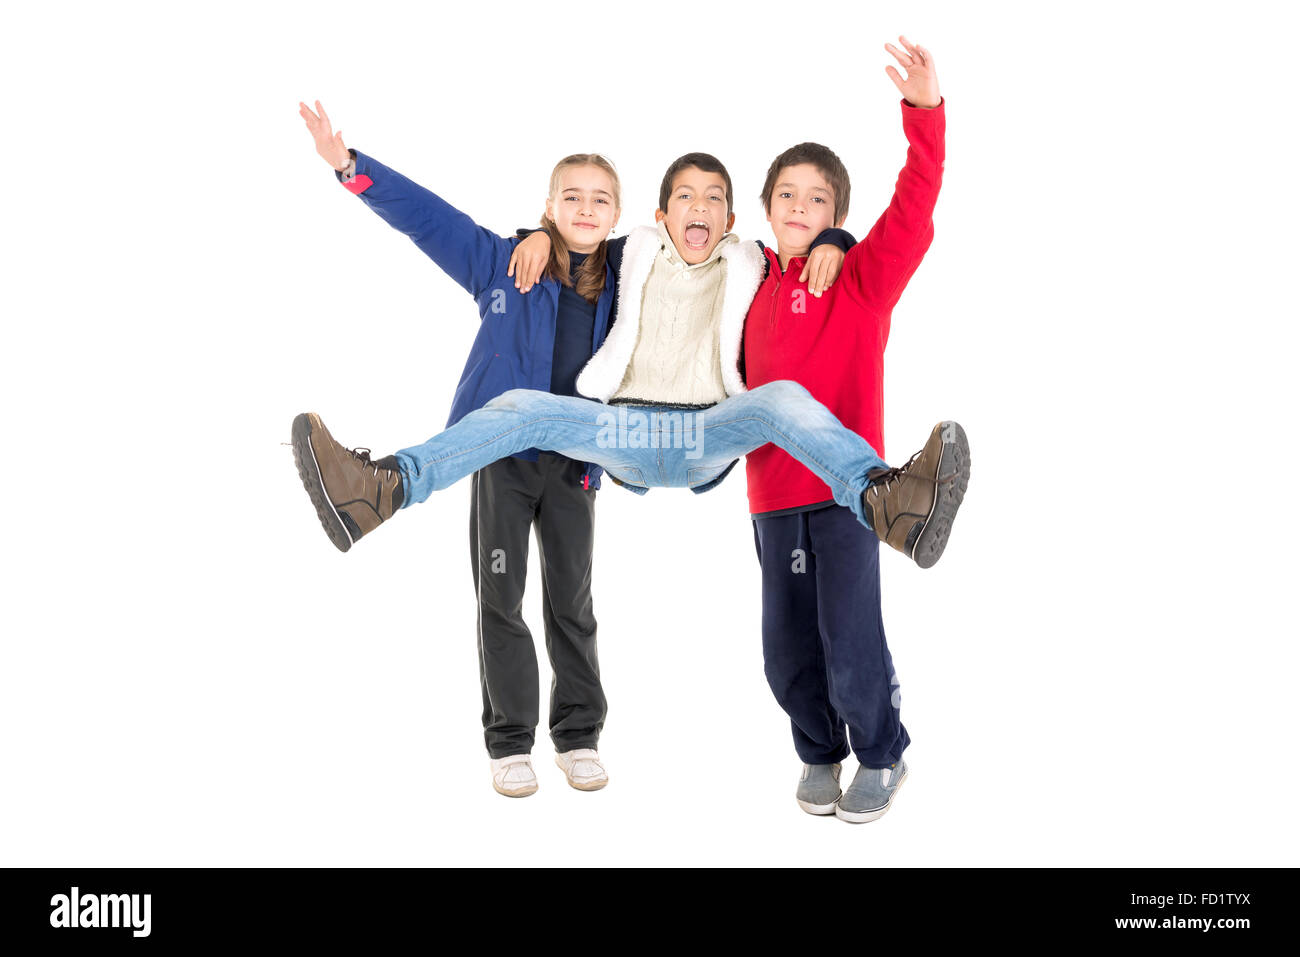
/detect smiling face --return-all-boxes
[765,163,842,258]
[654,166,736,264]
[545,164,620,254]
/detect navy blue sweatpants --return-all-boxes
[752,504,910,768]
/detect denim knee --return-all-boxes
[756,380,813,404]
[484,388,553,413]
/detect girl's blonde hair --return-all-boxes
[541,154,621,303]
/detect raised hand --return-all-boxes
[884,37,941,109]
[299,99,351,170]
[507,230,552,293]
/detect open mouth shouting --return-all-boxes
[683,220,711,251]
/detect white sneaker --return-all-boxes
[554,748,608,791]
[490,754,538,798]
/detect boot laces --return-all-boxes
[346,446,393,482]
[871,450,924,493]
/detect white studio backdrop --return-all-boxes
[1,0,1296,867]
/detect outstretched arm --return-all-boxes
[841,38,945,314]
[300,100,511,299]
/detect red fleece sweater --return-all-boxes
[742,97,946,515]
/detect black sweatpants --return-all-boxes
[468,452,605,759]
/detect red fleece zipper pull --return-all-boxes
[583,474,590,490]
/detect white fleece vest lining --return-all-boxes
[575,225,765,403]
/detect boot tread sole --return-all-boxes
[912,421,970,569]
[291,413,354,554]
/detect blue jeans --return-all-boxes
[392,380,889,529]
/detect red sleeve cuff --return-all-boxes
[901,95,944,113]
[342,173,373,195]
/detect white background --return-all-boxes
[2,0,1296,867]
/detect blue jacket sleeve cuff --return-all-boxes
[333,148,358,182]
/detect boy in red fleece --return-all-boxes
[745,36,948,823]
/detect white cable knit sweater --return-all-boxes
[577,221,767,406]
[611,221,733,405]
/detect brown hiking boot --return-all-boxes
[291,412,404,553]
[862,421,970,569]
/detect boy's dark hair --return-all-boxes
[658,153,734,214]
[760,142,851,225]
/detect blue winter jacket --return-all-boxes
[336,150,623,490]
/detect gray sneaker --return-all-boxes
[835,760,908,824]
[795,763,842,815]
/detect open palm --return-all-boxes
[885,36,941,109]
[299,99,350,169]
